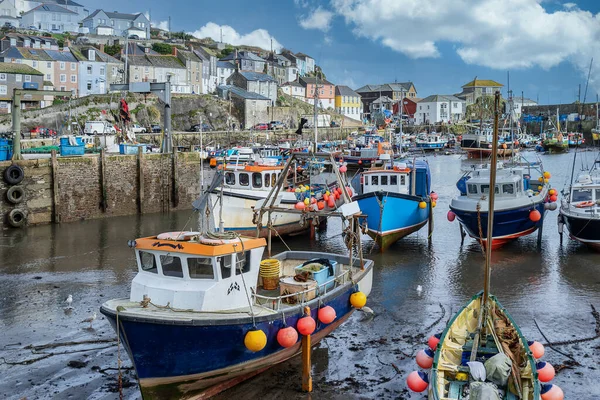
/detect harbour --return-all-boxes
[2,151,599,399]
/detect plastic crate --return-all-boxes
[294,259,337,291]
[119,143,147,155]
[60,144,85,156]
[0,138,12,161]
[60,137,84,146]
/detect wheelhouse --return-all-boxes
[462,166,531,199]
[222,165,284,191]
[570,174,600,212]
[362,169,410,195]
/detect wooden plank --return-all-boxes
[137,146,144,214]
[172,146,179,208]
[50,150,60,223]
[100,149,107,212]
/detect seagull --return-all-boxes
[64,294,73,308]
[416,285,423,294]
[357,306,375,321]
[81,312,96,328]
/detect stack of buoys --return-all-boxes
[407,333,441,392]
[259,259,281,290]
[527,340,563,399]
[548,188,558,203]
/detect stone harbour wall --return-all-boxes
[0,151,204,229]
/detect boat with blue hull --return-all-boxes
[100,235,373,399]
[353,160,432,251]
[449,160,556,249]
[415,133,448,150]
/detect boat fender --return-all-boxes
[7,208,26,228]
[3,164,25,185]
[6,185,24,204]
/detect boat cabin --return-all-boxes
[222,165,284,191]
[570,174,600,211]
[129,235,266,311]
[362,166,411,195]
[461,166,528,199]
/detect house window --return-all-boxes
[71,63,76,70]
[24,75,31,82]
[60,86,66,91]
[47,62,52,68]
[100,67,105,75]
[32,61,37,67]
[46,74,51,80]
[60,62,65,70]
[0,73,6,81]
[134,74,139,80]
[0,85,6,95]
[70,75,76,83]
[87,81,92,90]
[87,65,92,74]
[16,74,22,82]
[60,74,66,82]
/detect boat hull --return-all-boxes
[450,201,546,249]
[462,147,516,159]
[416,142,446,150]
[355,191,429,251]
[561,210,600,250]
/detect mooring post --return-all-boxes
[428,201,434,240]
[137,146,144,214]
[537,214,544,248]
[558,214,564,245]
[267,211,272,257]
[172,146,178,208]
[301,306,312,392]
[100,149,107,212]
[50,149,60,223]
[459,224,466,246]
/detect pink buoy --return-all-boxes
[406,371,429,392]
[430,192,439,201]
[447,210,456,222]
[428,333,441,350]
[537,362,555,382]
[346,186,353,197]
[295,202,305,210]
[416,348,434,369]
[541,384,564,400]
[297,315,316,336]
[276,326,298,348]
[339,164,348,173]
[318,306,336,324]
[528,340,545,359]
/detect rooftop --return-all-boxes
[0,63,43,75]
[218,85,270,100]
[372,95,394,104]
[282,80,303,88]
[356,82,414,93]
[419,94,464,103]
[85,9,145,21]
[238,70,276,82]
[217,60,235,69]
[335,85,359,97]
[462,79,503,88]
[24,4,77,15]
[299,76,333,86]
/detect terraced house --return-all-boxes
[355,82,417,114]
[70,45,123,96]
[125,51,189,93]
[0,47,56,91]
[83,9,150,39]
[0,63,44,113]
[335,85,361,120]
[48,49,78,94]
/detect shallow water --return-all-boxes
[1,150,599,399]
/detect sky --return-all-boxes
[95,0,600,105]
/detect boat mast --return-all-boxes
[569,57,593,191]
[483,91,501,309]
[313,76,319,153]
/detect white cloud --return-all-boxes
[563,3,577,10]
[189,22,282,51]
[299,7,334,32]
[153,20,169,31]
[332,0,600,90]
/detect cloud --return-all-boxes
[189,23,283,51]
[152,20,169,31]
[299,7,334,32]
[331,0,600,90]
[563,3,577,10]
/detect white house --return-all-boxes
[506,97,537,118]
[14,0,87,22]
[281,80,305,100]
[82,10,150,39]
[415,95,465,124]
[194,47,217,94]
[21,4,79,33]
[0,0,19,28]
[217,60,235,86]
[296,53,314,74]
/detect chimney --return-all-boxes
[144,46,150,54]
[189,45,193,52]
[172,46,177,56]
[64,39,71,48]
[99,43,105,53]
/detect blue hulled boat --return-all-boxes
[415,133,448,150]
[101,235,373,399]
[449,160,556,248]
[353,160,432,250]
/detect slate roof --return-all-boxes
[0,63,43,75]
[85,9,144,21]
[146,55,184,68]
[0,47,54,61]
[218,85,270,100]
[24,4,77,15]
[238,71,276,82]
[125,55,152,67]
[372,96,393,104]
[355,82,413,93]
[217,60,234,69]
[295,52,312,60]
[4,33,59,46]
[177,49,202,63]
[46,49,77,62]
[462,79,503,88]
[419,94,464,103]
[282,80,303,88]
[335,85,359,97]
[69,45,121,64]
[221,50,265,62]
[41,0,84,6]
[299,76,333,86]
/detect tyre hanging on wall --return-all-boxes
[3,165,24,185]
[6,186,24,204]
[7,209,26,228]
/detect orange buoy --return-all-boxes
[428,333,441,350]
[334,192,340,200]
[327,197,335,208]
[318,306,336,324]
[295,202,305,210]
[549,194,558,202]
[323,193,330,201]
[502,143,508,149]
[407,371,429,392]
[317,201,325,210]
[350,291,367,308]
[447,211,456,222]
[310,197,317,204]
[529,210,541,222]
[528,340,545,359]
[537,362,555,382]
[541,384,564,400]
[543,171,551,179]
[416,348,434,369]
[297,315,316,336]
[549,188,557,196]
[276,326,298,348]
[346,186,353,197]
[339,164,348,173]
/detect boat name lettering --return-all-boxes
[151,242,184,250]
[227,282,240,295]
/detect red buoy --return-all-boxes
[447,210,456,222]
[416,348,434,369]
[297,315,316,336]
[318,306,336,324]
[277,326,298,348]
[428,333,441,350]
[549,194,558,202]
[541,384,564,400]
[327,198,335,208]
[529,210,541,222]
[407,371,429,392]
[339,165,348,173]
[295,202,305,210]
[310,197,317,204]
[528,340,545,359]
[346,186,353,197]
[537,362,555,382]
[323,193,330,201]
[317,201,325,210]
[430,192,439,201]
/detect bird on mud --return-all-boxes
[358,306,375,321]
[64,294,73,309]
[81,312,96,328]
[416,285,423,294]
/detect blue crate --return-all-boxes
[0,138,12,161]
[294,259,337,291]
[60,137,84,146]
[119,143,147,155]
[60,144,85,156]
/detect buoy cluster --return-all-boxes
[244,290,367,352]
[407,333,440,392]
[290,185,353,211]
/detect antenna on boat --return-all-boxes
[569,57,593,191]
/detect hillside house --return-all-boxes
[70,45,122,96]
[355,82,417,113]
[0,0,19,28]
[335,85,361,120]
[220,50,266,73]
[0,63,45,113]
[194,47,217,94]
[217,85,271,129]
[281,80,305,100]
[21,4,79,33]
[455,78,503,105]
[217,60,235,86]
[227,70,277,104]
[299,76,335,109]
[83,10,150,39]
[176,48,203,94]
[415,95,465,124]
[14,0,87,22]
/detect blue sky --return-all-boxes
[96,0,600,104]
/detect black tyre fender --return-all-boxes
[7,208,26,228]
[3,165,24,185]
[6,185,24,204]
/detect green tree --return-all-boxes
[103,44,122,56]
[152,42,173,55]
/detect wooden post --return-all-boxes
[100,149,107,212]
[172,146,179,208]
[428,200,434,240]
[301,306,312,392]
[137,146,144,214]
[267,211,272,257]
[310,221,315,240]
[50,150,60,223]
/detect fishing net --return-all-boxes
[492,305,527,395]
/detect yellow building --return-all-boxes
[335,85,361,120]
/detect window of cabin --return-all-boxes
[235,251,251,274]
[371,175,378,185]
[381,175,388,185]
[188,257,214,279]
[239,173,249,186]
[252,172,262,188]
[264,173,270,187]
[502,184,514,195]
[390,175,398,185]
[573,189,592,202]
[468,184,478,194]
[271,173,277,186]
[225,172,235,185]
[481,185,499,194]
[219,255,233,279]
[400,175,406,185]
[139,251,158,273]
[160,255,183,278]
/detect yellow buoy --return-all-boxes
[543,171,551,179]
[538,176,544,182]
[418,201,427,209]
[538,185,543,191]
[350,291,367,308]
[304,198,310,205]
[543,178,549,183]
[244,329,267,352]
[432,201,437,208]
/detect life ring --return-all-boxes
[6,186,24,204]
[7,209,26,228]
[574,201,595,208]
[3,165,24,185]
[199,237,240,245]
[156,231,199,241]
